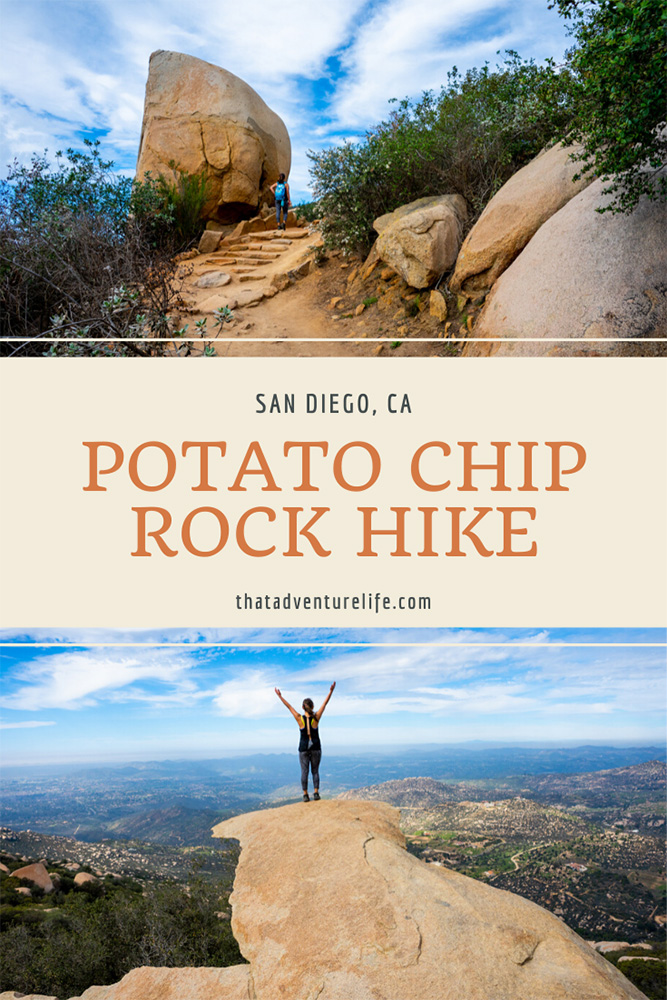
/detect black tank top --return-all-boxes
[298,714,321,751]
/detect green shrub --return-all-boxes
[0,143,208,355]
[0,875,242,998]
[294,201,320,223]
[551,0,667,213]
[308,52,576,254]
[133,162,209,247]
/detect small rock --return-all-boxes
[340,263,349,269]
[429,289,448,322]
[16,886,32,896]
[380,266,395,280]
[355,303,366,316]
[197,230,223,254]
[397,325,408,335]
[329,296,343,309]
[195,271,231,288]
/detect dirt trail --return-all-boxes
[171,226,458,357]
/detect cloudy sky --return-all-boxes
[1,628,664,764]
[0,0,572,201]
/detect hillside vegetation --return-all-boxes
[0,848,242,999]
[310,0,666,253]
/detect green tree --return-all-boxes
[309,53,576,254]
[552,0,667,212]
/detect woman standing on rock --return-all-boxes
[270,173,291,230]
[274,682,335,801]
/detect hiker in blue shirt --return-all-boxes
[270,173,291,230]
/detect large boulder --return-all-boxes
[136,51,291,223]
[211,799,645,1000]
[374,195,467,288]
[464,174,667,356]
[450,143,592,295]
[73,871,99,886]
[12,862,54,893]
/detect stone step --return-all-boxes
[244,243,289,253]
[234,252,280,262]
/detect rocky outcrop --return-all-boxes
[464,174,667,356]
[7,801,646,1000]
[373,195,467,288]
[0,966,252,1000]
[214,799,644,1000]
[11,862,54,892]
[450,142,592,295]
[136,51,291,223]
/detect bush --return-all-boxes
[0,142,207,355]
[0,875,243,998]
[551,0,667,213]
[294,201,320,223]
[308,52,576,254]
[133,163,209,247]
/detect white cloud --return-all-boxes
[0,649,199,711]
[0,720,56,729]
[0,0,572,198]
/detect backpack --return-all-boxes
[275,182,287,203]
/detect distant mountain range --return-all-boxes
[1,746,664,846]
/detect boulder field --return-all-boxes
[9,800,647,1000]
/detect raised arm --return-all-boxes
[275,687,302,723]
[315,681,336,721]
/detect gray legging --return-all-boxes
[299,749,321,791]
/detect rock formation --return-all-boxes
[450,142,592,295]
[0,966,252,1000]
[4,801,647,1000]
[73,871,98,886]
[213,800,645,1000]
[10,862,54,893]
[464,173,667,356]
[136,51,291,223]
[373,195,467,288]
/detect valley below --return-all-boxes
[2,746,665,999]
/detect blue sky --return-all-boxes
[0,0,573,201]
[1,629,665,764]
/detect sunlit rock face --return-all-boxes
[136,50,291,223]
